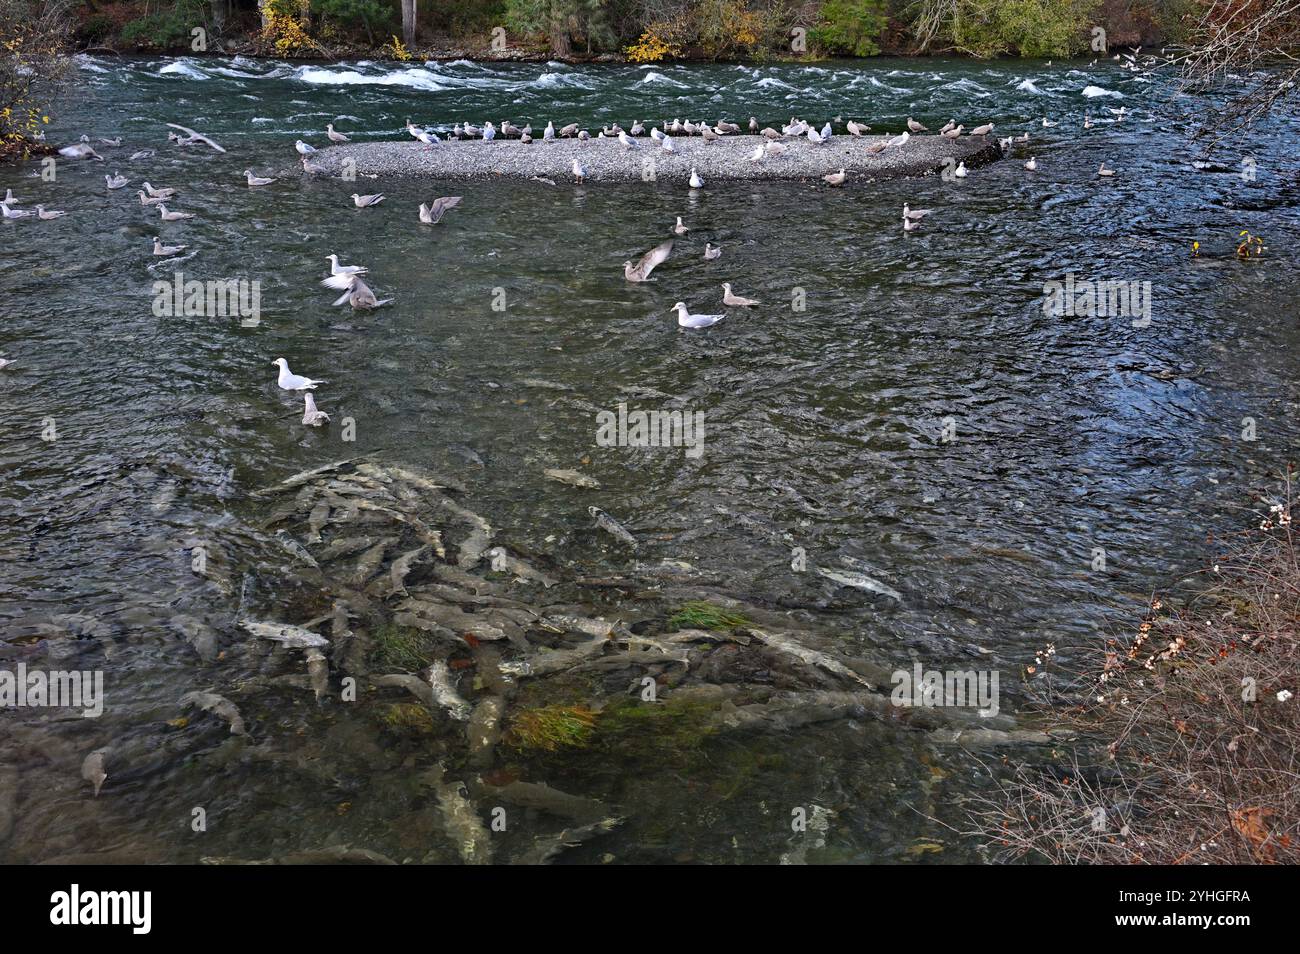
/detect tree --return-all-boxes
[0,0,72,160]
[401,0,416,46]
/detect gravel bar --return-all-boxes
[304,133,1002,184]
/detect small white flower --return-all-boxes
[1278,690,1294,703]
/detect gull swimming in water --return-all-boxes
[1083,114,1094,129]
[907,117,927,132]
[671,302,724,329]
[143,182,176,199]
[0,202,32,219]
[302,393,330,426]
[326,254,367,277]
[902,214,921,232]
[1024,156,1038,171]
[703,243,721,260]
[105,173,128,190]
[689,168,704,189]
[624,238,674,282]
[99,137,121,146]
[673,217,689,235]
[153,237,187,256]
[1098,162,1115,177]
[35,205,66,220]
[129,149,154,161]
[58,143,103,160]
[903,203,930,221]
[572,158,586,183]
[158,204,194,221]
[0,355,12,370]
[419,196,462,224]
[137,190,165,206]
[330,274,391,309]
[272,358,325,390]
[722,283,759,307]
[166,123,225,152]
[245,169,276,186]
[3,189,15,204]
[823,168,846,186]
[326,123,350,143]
[953,161,968,178]
[1041,117,1058,128]
[351,193,385,208]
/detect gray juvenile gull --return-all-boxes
[166,123,226,152]
[326,123,351,143]
[823,168,846,186]
[559,122,578,138]
[970,122,994,136]
[939,120,956,134]
[158,204,194,221]
[245,169,276,186]
[703,243,721,260]
[846,120,870,136]
[907,117,928,132]
[153,237,187,256]
[330,274,391,309]
[941,125,964,139]
[419,196,462,224]
[105,173,128,190]
[302,393,330,426]
[722,283,760,307]
[671,302,724,329]
[272,358,325,390]
[136,190,163,206]
[143,182,177,199]
[351,193,385,208]
[35,205,66,220]
[624,238,673,282]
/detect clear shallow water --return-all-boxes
[1,54,1299,864]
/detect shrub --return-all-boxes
[810,0,887,56]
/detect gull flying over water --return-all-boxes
[624,238,673,282]
[153,237,187,256]
[671,302,724,329]
[273,358,326,390]
[722,283,759,307]
[351,193,385,208]
[166,123,225,152]
[419,196,462,224]
[105,173,128,190]
[245,169,276,186]
[302,393,330,426]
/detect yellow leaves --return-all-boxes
[625,30,679,63]
[383,35,413,62]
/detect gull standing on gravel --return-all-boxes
[969,123,993,136]
[650,126,666,142]
[326,123,350,143]
[846,120,870,136]
[351,193,384,208]
[105,173,128,190]
[272,358,326,390]
[806,126,825,144]
[941,125,964,139]
[748,143,765,162]
[419,196,461,224]
[483,122,496,141]
[624,238,674,282]
[158,204,194,221]
[618,130,639,150]
[153,237,187,256]
[245,169,276,186]
[703,243,721,260]
[886,131,910,148]
[907,117,928,132]
[302,393,330,426]
[671,302,724,329]
[295,140,317,165]
[722,283,760,307]
[661,134,675,153]
[689,168,704,189]
[543,121,555,141]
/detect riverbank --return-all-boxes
[306,133,1002,183]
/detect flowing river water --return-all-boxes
[1,54,1298,864]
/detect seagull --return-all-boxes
[748,117,758,131]
[806,126,824,144]
[940,124,964,138]
[166,123,225,152]
[866,140,887,154]
[748,144,765,162]
[618,130,639,150]
[661,135,675,152]
[689,168,704,189]
[886,131,910,148]
[559,122,578,138]
[577,129,590,140]
[765,141,787,157]
[1013,132,1031,144]
[703,243,721,260]
[624,238,674,282]
[302,393,330,426]
[35,205,66,219]
[245,169,276,186]
[105,173,128,189]
[272,358,325,390]
[903,203,930,221]
[482,122,496,141]
[143,182,177,199]
[58,143,103,160]
[419,196,462,224]
[953,161,968,178]
[99,137,121,146]
[3,189,16,204]
[969,123,993,136]
[820,121,832,139]
[716,120,740,133]
[1042,117,1058,128]
[671,302,724,329]
[326,254,368,277]
[1083,114,1094,129]
[129,150,154,161]
[846,120,870,136]
[153,237,187,256]
[413,129,438,148]
[572,158,586,183]
[158,204,194,221]
[406,119,425,137]
[700,127,719,143]
[330,274,391,309]
[907,117,927,132]
[295,140,317,158]
[722,283,759,307]
[1098,162,1115,177]
[0,355,12,370]
[543,121,555,141]
[939,120,956,134]
[351,193,385,208]
[761,127,781,140]
[650,126,666,142]
[1024,156,1038,171]
[902,214,921,232]
[502,121,521,137]
[823,168,846,186]
[673,217,689,235]
[326,123,350,143]
[0,202,32,219]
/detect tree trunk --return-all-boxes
[258,0,270,31]
[401,0,417,47]
[549,13,570,58]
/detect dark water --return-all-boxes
[1,54,1298,864]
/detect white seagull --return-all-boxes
[272,358,326,391]
[671,302,724,329]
